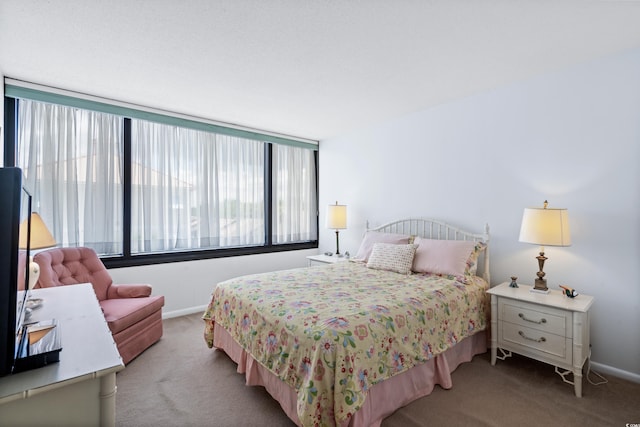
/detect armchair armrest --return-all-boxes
[108,284,152,299]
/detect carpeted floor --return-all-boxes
[116,313,640,427]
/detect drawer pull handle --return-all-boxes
[518,331,546,343]
[518,313,546,324]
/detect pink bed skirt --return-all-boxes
[212,322,487,427]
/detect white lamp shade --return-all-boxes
[519,207,571,247]
[326,203,347,230]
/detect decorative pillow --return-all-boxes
[465,241,487,276]
[412,237,477,277]
[366,243,417,275]
[354,231,412,262]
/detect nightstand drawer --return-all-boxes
[500,299,571,337]
[501,322,572,365]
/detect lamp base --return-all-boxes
[28,258,40,290]
[530,278,550,294]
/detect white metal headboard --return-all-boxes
[367,218,491,284]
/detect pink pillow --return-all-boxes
[412,237,477,276]
[354,231,411,262]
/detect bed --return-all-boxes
[203,218,490,426]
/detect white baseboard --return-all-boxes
[162,305,208,319]
[590,360,640,384]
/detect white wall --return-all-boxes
[319,48,640,380]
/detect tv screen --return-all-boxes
[1,167,62,375]
[14,189,33,362]
[0,167,25,376]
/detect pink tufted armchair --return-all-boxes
[34,247,165,364]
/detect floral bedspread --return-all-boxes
[203,262,489,427]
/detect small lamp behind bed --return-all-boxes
[326,202,347,256]
[519,200,571,294]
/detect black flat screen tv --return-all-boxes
[0,167,33,376]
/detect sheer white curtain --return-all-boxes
[130,121,264,253]
[17,99,123,255]
[272,145,317,243]
[15,99,315,256]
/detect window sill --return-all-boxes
[101,241,318,269]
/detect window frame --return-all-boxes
[3,87,319,268]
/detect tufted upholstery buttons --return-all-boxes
[34,247,114,300]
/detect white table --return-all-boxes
[0,283,124,426]
[487,282,594,397]
[306,254,349,266]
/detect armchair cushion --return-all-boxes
[100,296,165,335]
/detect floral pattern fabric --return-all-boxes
[203,261,489,427]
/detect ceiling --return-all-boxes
[2,1,640,141]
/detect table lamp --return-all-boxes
[326,202,347,256]
[518,200,571,293]
[19,213,57,290]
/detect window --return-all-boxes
[272,144,317,243]
[5,87,318,266]
[130,120,267,253]
[17,99,124,255]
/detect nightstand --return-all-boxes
[487,282,594,397]
[306,254,348,266]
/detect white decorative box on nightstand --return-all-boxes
[306,254,349,266]
[487,282,594,397]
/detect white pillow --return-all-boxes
[354,231,412,262]
[366,243,417,275]
[412,237,476,276]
